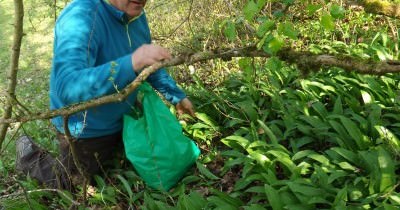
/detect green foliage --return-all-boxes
[184,59,400,209]
[1,0,400,209]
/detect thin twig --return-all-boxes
[62,115,88,203]
[168,0,194,37]
[0,123,22,155]
[14,179,33,210]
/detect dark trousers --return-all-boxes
[18,132,123,190]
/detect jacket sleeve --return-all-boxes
[51,8,136,105]
[147,68,186,105]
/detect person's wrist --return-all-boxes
[131,55,142,73]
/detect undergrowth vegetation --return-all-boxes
[1,0,400,209]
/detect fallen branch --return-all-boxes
[1,47,400,125]
[278,50,400,75]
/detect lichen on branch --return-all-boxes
[357,0,400,18]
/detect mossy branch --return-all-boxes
[355,0,400,18]
[1,47,400,125]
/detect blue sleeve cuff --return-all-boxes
[115,54,136,87]
[147,68,186,105]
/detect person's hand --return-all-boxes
[131,44,171,72]
[176,98,195,117]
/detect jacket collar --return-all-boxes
[102,0,125,22]
[102,0,143,23]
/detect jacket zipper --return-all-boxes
[124,12,144,48]
[125,24,132,47]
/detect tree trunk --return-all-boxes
[0,0,24,150]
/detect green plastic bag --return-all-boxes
[123,82,200,191]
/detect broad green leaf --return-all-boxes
[333,186,347,207]
[283,0,294,4]
[224,21,237,41]
[288,181,324,197]
[222,135,251,149]
[279,191,299,206]
[299,115,326,129]
[264,36,284,54]
[307,196,331,205]
[236,100,258,122]
[266,57,283,72]
[210,189,244,207]
[257,20,275,37]
[337,162,357,171]
[195,113,218,130]
[248,140,269,149]
[243,204,267,210]
[94,175,106,188]
[389,194,400,205]
[268,150,298,175]
[116,174,133,200]
[330,4,345,19]
[257,0,267,9]
[278,22,298,40]
[284,204,314,210]
[375,126,400,153]
[196,161,220,180]
[308,154,330,166]
[327,170,349,184]
[246,186,266,194]
[234,174,265,191]
[249,151,271,169]
[239,57,253,76]
[306,4,322,16]
[181,175,201,184]
[339,116,370,150]
[332,97,343,115]
[224,157,246,170]
[320,13,335,30]
[244,0,259,21]
[360,90,373,104]
[265,184,283,210]
[383,202,399,210]
[258,120,279,145]
[328,147,358,164]
[178,191,207,210]
[292,150,317,161]
[377,146,396,192]
[311,101,328,118]
[328,120,355,149]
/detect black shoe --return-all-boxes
[15,136,39,172]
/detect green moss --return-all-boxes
[361,0,395,15]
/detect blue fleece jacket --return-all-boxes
[50,0,186,138]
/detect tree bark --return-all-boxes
[0,0,24,150]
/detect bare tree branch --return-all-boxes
[62,115,89,203]
[1,47,400,126]
[0,0,24,150]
